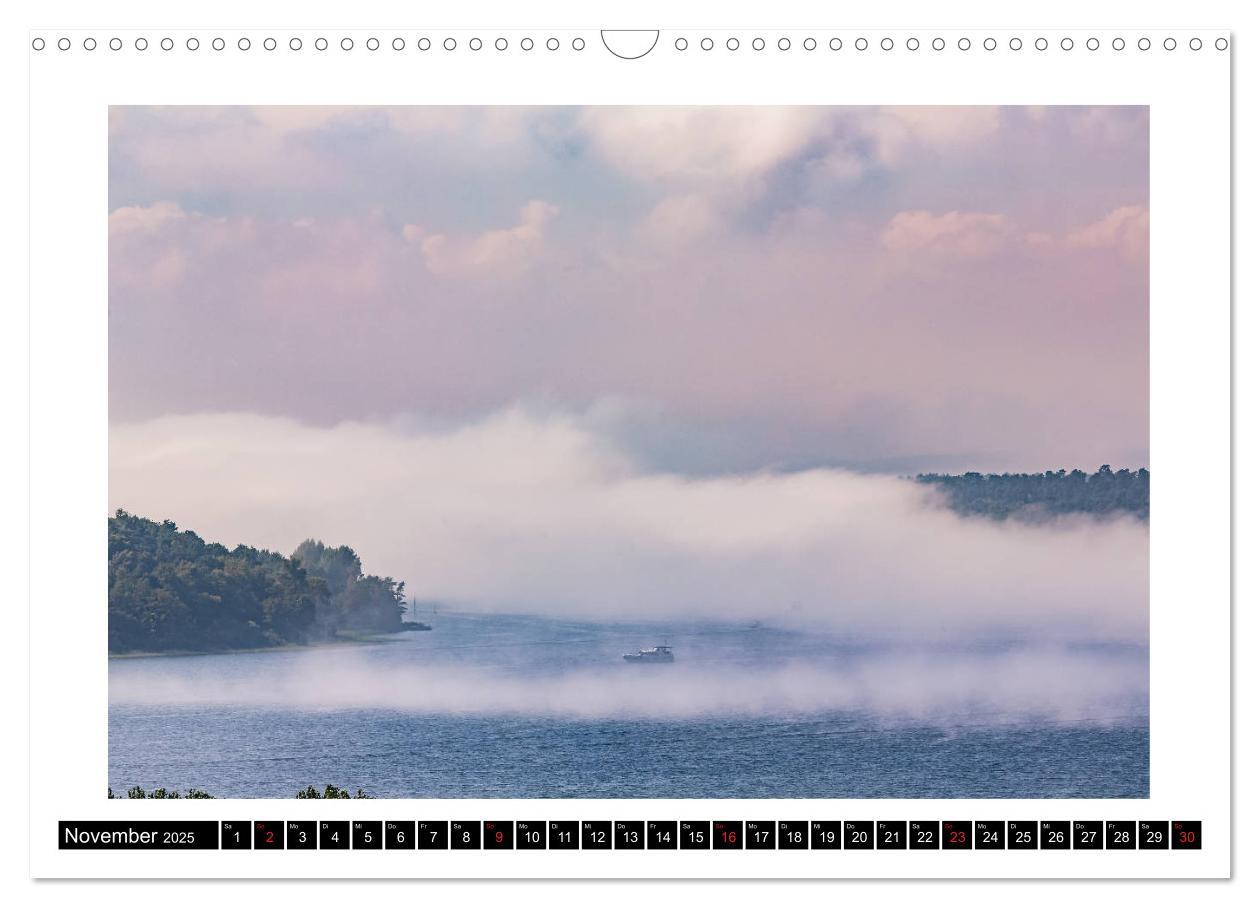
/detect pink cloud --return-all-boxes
[881,210,1015,258]
[403,200,559,274]
[1065,205,1150,261]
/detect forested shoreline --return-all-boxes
[917,465,1149,522]
[108,511,412,654]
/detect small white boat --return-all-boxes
[623,644,674,664]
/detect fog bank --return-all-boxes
[109,646,1146,723]
[109,408,1149,642]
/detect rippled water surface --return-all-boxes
[109,613,1149,798]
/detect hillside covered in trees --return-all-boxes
[917,465,1149,522]
[108,511,408,653]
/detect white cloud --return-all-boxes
[108,200,188,236]
[404,200,559,273]
[863,107,1004,167]
[579,107,832,186]
[640,193,720,247]
[881,210,1015,258]
[1065,205,1150,261]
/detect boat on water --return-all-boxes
[623,644,674,664]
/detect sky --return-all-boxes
[108,107,1149,637]
[109,105,1148,475]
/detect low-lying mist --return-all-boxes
[110,646,1147,724]
[109,407,1149,643]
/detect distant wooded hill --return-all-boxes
[108,510,407,653]
[916,466,1149,522]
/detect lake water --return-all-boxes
[109,612,1149,798]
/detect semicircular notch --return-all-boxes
[600,30,660,60]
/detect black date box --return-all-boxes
[548,821,579,850]
[844,821,874,850]
[680,821,710,850]
[1106,821,1136,850]
[1008,821,1037,850]
[811,820,843,850]
[615,821,645,849]
[582,821,612,850]
[1040,821,1070,850]
[352,820,382,850]
[221,821,251,850]
[451,821,481,850]
[876,821,907,850]
[286,820,316,850]
[417,821,448,850]
[909,821,940,850]
[746,821,776,850]
[1073,821,1103,850]
[713,820,743,850]
[516,821,546,850]
[1139,821,1169,850]
[318,821,349,850]
[483,820,513,850]
[778,821,808,850]
[253,821,284,850]
[647,821,678,850]
[975,821,1004,850]
[384,821,415,849]
[942,821,972,850]
[1171,821,1202,850]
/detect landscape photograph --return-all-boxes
[108,105,1150,799]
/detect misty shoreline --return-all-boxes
[107,629,421,660]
